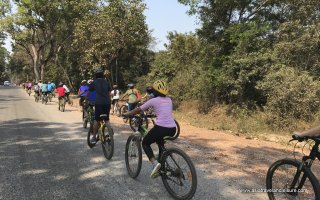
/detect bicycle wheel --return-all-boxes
[160,147,197,200]
[266,158,320,199]
[129,115,148,132]
[83,110,88,128]
[120,105,128,123]
[101,123,114,160]
[125,134,142,178]
[170,119,180,140]
[87,124,96,148]
[62,99,65,112]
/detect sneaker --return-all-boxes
[90,136,97,144]
[150,163,161,178]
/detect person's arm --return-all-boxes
[123,107,142,117]
[295,125,320,137]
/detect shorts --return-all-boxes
[112,99,119,105]
[95,104,111,121]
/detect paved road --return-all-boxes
[0,86,268,200]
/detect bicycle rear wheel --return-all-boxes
[266,158,320,199]
[125,134,142,178]
[120,105,128,123]
[101,123,114,160]
[83,110,88,128]
[160,147,197,200]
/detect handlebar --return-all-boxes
[290,134,320,143]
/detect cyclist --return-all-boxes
[56,82,66,100]
[78,80,89,110]
[34,82,40,97]
[110,85,120,114]
[123,80,176,178]
[41,81,48,97]
[38,80,43,96]
[47,81,54,96]
[88,68,112,143]
[85,79,96,109]
[141,86,155,102]
[294,125,320,138]
[120,83,141,111]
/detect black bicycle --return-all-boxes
[266,134,320,199]
[124,112,197,200]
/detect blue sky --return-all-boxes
[4,0,199,52]
[144,0,199,51]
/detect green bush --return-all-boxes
[257,66,320,129]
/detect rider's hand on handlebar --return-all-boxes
[292,132,306,142]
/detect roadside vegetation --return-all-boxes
[1,0,320,137]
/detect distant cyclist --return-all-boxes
[34,82,40,97]
[78,80,89,109]
[120,83,141,111]
[86,79,96,107]
[56,82,66,100]
[110,85,120,114]
[41,81,48,96]
[47,81,54,96]
[62,83,71,104]
[88,68,111,143]
[123,80,176,178]
[38,80,43,95]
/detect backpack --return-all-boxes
[128,89,141,101]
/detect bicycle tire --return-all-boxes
[120,105,128,123]
[83,110,88,128]
[266,158,320,200]
[125,134,142,178]
[101,123,114,160]
[129,115,148,132]
[160,147,197,200]
[62,100,65,112]
[87,125,96,148]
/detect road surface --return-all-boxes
[0,86,272,200]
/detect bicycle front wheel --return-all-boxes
[120,105,128,123]
[266,158,320,200]
[125,134,142,178]
[101,123,114,160]
[160,147,197,200]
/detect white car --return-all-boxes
[4,81,10,86]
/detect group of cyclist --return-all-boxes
[23,67,176,178]
[77,68,175,178]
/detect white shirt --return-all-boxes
[63,85,70,93]
[111,89,120,100]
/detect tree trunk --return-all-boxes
[31,44,40,81]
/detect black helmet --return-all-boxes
[146,86,153,94]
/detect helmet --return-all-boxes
[81,80,86,83]
[113,84,118,89]
[127,83,134,87]
[59,82,63,86]
[152,80,168,95]
[39,80,42,82]
[88,79,93,84]
[48,81,51,84]
[146,86,153,94]
[94,68,103,74]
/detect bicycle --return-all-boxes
[83,102,94,128]
[34,92,40,102]
[266,134,320,199]
[42,93,48,104]
[58,96,66,112]
[48,92,53,102]
[87,114,114,160]
[27,89,31,96]
[124,113,197,200]
[120,102,129,123]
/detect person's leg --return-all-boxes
[142,126,162,177]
